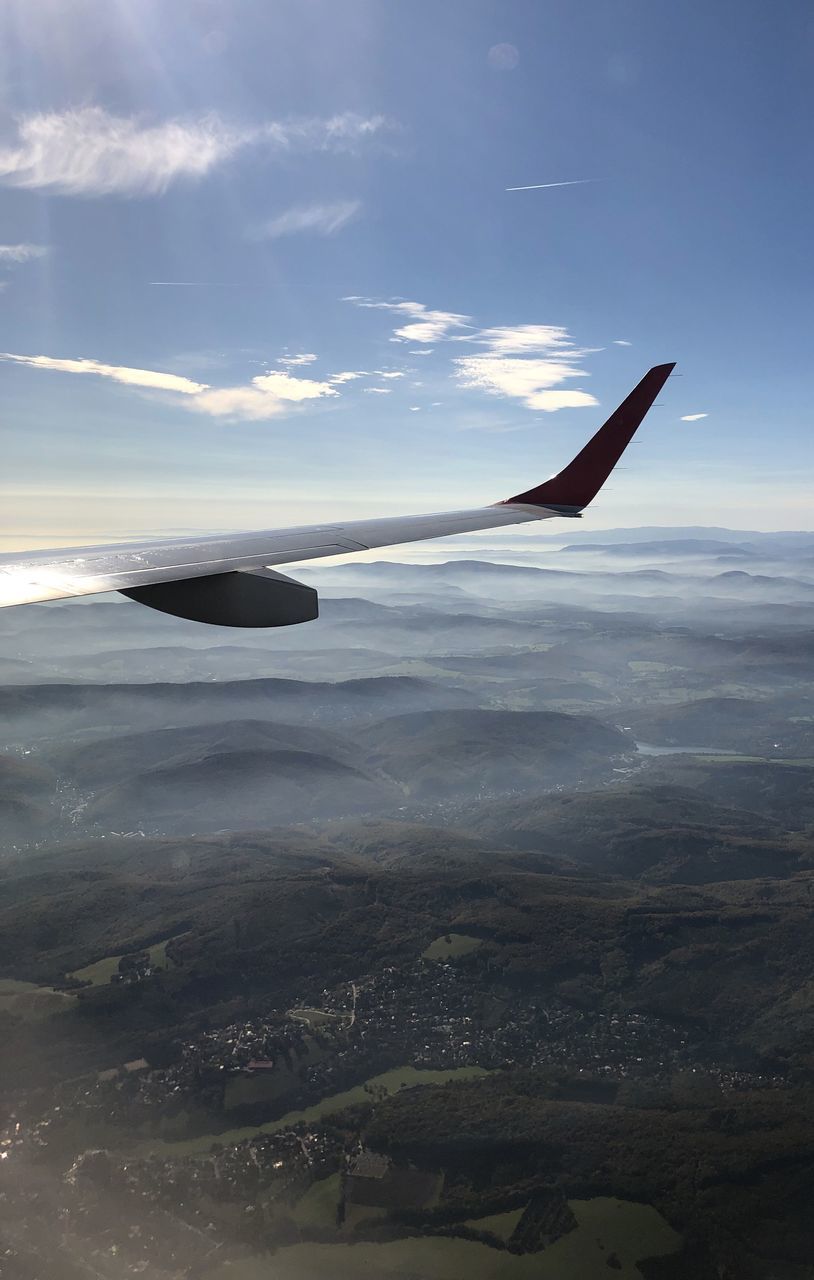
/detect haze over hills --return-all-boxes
[1,527,814,1279]
[355,708,631,801]
[471,783,810,883]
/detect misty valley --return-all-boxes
[1,528,814,1280]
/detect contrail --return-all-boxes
[505,179,598,191]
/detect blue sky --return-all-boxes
[0,0,811,547]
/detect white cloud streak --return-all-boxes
[364,386,391,394]
[346,297,470,344]
[465,324,579,357]
[277,353,318,367]
[0,243,48,263]
[0,352,206,394]
[458,323,598,412]
[328,368,404,385]
[0,351,339,421]
[190,371,338,420]
[680,413,708,422]
[254,200,361,239]
[0,108,391,198]
[613,339,632,346]
[455,356,598,411]
[505,179,597,191]
[348,297,598,413]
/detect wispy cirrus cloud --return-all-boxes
[345,297,470,344]
[254,200,361,239]
[0,350,338,421]
[348,298,598,412]
[0,108,391,198]
[680,412,708,421]
[465,324,577,357]
[277,353,318,367]
[328,368,404,385]
[0,243,49,263]
[0,352,206,394]
[454,356,597,411]
[613,339,632,346]
[454,324,598,412]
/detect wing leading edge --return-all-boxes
[0,363,674,625]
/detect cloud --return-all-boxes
[0,243,48,263]
[345,297,470,343]
[409,406,421,412]
[465,324,579,357]
[364,386,391,394]
[613,339,632,346]
[190,371,338,420]
[329,370,369,384]
[409,349,434,356]
[328,368,403,385]
[347,299,597,413]
[0,108,391,198]
[277,353,318,367]
[254,200,361,239]
[454,323,598,412]
[505,179,596,191]
[0,352,206,394]
[488,43,519,70]
[0,350,339,421]
[454,355,598,412]
[148,281,241,288]
[680,413,708,422]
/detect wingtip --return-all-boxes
[501,361,676,510]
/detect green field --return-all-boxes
[422,934,483,961]
[288,1006,347,1027]
[290,1174,343,1230]
[462,1206,525,1240]
[135,1066,489,1160]
[0,978,76,1022]
[224,1038,328,1110]
[70,937,176,987]
[210,1196,682,1279]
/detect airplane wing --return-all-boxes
[0,362,674,627]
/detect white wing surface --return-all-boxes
[0,364,674,627]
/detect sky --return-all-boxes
[0,0,812,549]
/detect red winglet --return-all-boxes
[501,362,675,510]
